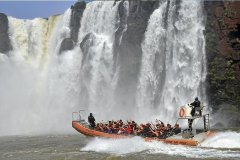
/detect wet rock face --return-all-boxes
[59,38,75,53]
[70,1,86,43]
[79,33,95,66]
[205,1,240,113]
[59,1,86,54]
[213,2,240,59]
[114,0,158,110]
[0,13,12,54]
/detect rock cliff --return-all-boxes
[205,1,240,125]
[0,13,12,54]
[59,1,86,53]
[114,0,158,109]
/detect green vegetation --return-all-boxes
[205,9,240,112]
[224,8,237,19]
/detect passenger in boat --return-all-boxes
[159,122,165,129]
[166,124,172,132]
[88,113,96,128]
[133,125,140,135]
[112,121,119,134]
[131,121,138,133]
[150,124,161,137]
[136,124,145,136]
[119,125,129,135]
[117,127,123,134]
[127,124,133,134]
[141,123,152,137]
[97,123,103,132]
[118,119,123,127]
[166,124,173,135]
[106,122,113,134]
[146,122,162,137]
[159,123,172,138]
[173,124,181,134]
[103,124,108,133]
[95,123,101,131]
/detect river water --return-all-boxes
[1,131,240,160]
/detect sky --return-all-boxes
[0,1,80,19]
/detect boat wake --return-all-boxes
[81,131,240,159]
[200,131,240,149]
[82,137,147,155]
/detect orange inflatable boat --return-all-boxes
[72,106,214,147]
[72,119,213,146]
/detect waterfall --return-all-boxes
[77,1,124,120]
[137,0,168,121]
[7,15,60,66]
[137,0,206,123]
[0,0,207,135]
[0,9,78,135]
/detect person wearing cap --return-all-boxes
[88,113,96,128]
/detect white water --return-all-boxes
[0,9,81,135]
[137,0,207,123]
[0,1,128,135]
[0,0,217,137]
[137,0,168,121]
[201,131,240,148]
[77,1,124,120]
[82,131,240,159]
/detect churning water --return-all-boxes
[82,131,240,159]
[1,131,239,160]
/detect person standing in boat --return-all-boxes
[188,97,201,132]
[190,97,201,116]
[88,113,96,128]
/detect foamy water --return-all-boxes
[81,131,240,159]
[201,131,240,148]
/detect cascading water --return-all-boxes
[137,0,168,121]
[0,0,207,135]
[0,9,79,135]
[137,0,207,123]
[77,1,125,120]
